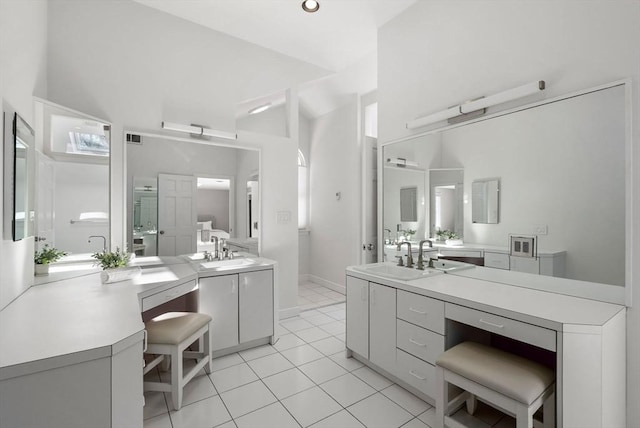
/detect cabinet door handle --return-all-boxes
[409,370,426,380]
[479,318,504,329]
[409,307,427,315]
[409,338,426,347]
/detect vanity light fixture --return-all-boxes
[406,80,546,130]
[248,103,271,115]
[161,121,236,140]
[302,0,320,13]
[386,157,419,168]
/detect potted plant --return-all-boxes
[92,247,139,283]
[34,244,67,275]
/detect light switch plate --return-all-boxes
[277,211,291,224]
[533,224,548,235]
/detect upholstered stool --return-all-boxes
[435,341,555,428]
[143,312,213,410]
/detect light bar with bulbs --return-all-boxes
[406,80,546,130]
[161,121,237,140]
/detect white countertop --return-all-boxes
[0,255,275,381]
[384,242,565,256]
[346,265,624,332]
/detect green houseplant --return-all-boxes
[92,247,131,270]
[34,244,67,275]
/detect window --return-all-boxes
[298,149,308,229]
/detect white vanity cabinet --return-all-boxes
[199,268,274,354]
[346,276,397,371]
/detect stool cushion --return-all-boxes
[145,312,212,345]
[436,341,554,405]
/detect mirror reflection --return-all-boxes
[127,134,259,257]
[430,169,463,241]
[12,113,34,241]
[472,178,500,224]
[34,100,111,255]
[382,83,626,286]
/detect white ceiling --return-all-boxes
[133,0,415,72]
[133,0,416,117]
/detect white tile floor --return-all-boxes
[297,281,346,311]
[144,302,432,428]
[144,302,513,428]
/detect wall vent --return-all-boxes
[126,133,142,144]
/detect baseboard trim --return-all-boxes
[279,306,300,320]
[306,275,345,295]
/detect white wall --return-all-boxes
[197,189,229,231]
[378,1,640,422]
[309,99,360,288]
[54,162,109,253]
[0,0,48,310]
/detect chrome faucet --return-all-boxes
[397,242,414,268]
[384,228,392,244]
[88,235,107,252]
[416,239,433,270]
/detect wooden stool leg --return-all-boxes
[435,366,446,428]
[515,404,534,428]
[170,346,183,410]
[203,328,212,374]
[543,390,556,428]
[466,394,477,415]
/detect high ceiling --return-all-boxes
[132,0,416,117]
[132,0,415,72]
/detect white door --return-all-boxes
[346,276,369,358]
[361,136,378,263]
[35,152,55,250]
[199,275,239,351]
[157,173,196,256]
[239,270,273,343]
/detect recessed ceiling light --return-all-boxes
[301,0,319,13]
[248,103,271,115]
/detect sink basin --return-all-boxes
[199,258,256,270]
[352,262,442,281]
[430,259,475,273]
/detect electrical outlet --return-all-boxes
[276,211,291,224]
[533,224,548,235]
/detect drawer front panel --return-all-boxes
[438,250,482,258]
[141,279,197,312]
[445,303,556,352]
[396,349,436,398]
[397,319,445,364]
[484,252,510,270]
[397,290,444,334]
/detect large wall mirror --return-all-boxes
[126,133,259,257]
[3,108,35,241]
[33,99,111,255]
[381,81,628,288]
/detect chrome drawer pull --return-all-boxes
[479,318,504,329]
[409,307,427,315]
[409,338,427,347]
[409,370,426,380]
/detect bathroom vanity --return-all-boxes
[345,263,626,428]
[0,254,277,427]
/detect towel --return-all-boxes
[101,266,142,284]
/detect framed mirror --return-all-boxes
[472,178,500,224]
[3,109,35,241]
[380,81,627,288]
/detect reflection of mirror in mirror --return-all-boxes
[12,113,34,241]
[35,100,111,255]
[472,178,499,224]
[381,82,626,287]
[247,175,259,238]
[430,169,464,240]
[132,177,158,256]
[400,187,418,221]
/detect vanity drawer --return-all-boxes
[141,279,198,312]
[484,252,510,270]
[396,349,436,398]
[397,290,444,334]
[397,319,445,364]
[438,250,482,258]
[445,303,556,352]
